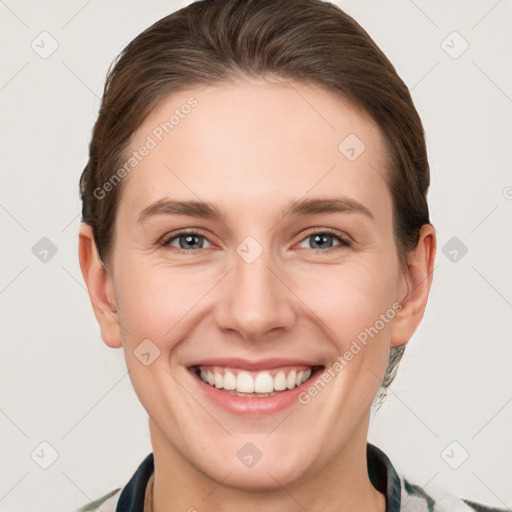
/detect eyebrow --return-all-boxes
[137,196,374,223]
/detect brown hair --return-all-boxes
[79,0,431,405]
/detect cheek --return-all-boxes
[115,242,399,355]
[115,260,216,346]
[292,257,399,340]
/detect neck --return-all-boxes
[149,415,386,512]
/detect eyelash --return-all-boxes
[160,228,352,254]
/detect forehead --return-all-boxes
[120,78,391,224]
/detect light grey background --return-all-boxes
[1,1,511,511]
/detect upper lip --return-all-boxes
[187,357,323,371]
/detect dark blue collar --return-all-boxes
[116,442,401,511]
[115,452,154,512]
[367,442,402,511]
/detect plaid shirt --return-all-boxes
[75,443,509,512]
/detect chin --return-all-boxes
[193,441,314,491]
[212,461,308,492]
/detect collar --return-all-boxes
[367,441,402,512]
[115,442,402,512]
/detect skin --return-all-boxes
[79,77,436,512]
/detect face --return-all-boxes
[105,78,408,488]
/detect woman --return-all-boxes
[76,0,507,511]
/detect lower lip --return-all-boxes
[188,368,323,415]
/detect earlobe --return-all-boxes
[390,224,437,347]
[78,223,123,349]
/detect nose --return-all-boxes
[214,245,296,343]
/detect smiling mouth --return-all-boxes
[191,365,324,398]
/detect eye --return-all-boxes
[161,230,213,253]
[297,228,351,252]
[160,228,351,254]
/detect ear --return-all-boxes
[390,224,437,347]
[78,222,122,349]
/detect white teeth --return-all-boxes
[254,372,274,393]
[214,370,223,388]
[197,366,315,394]
[286,370,297,390]
[223,371,236,390]
[274,371,287,391]
[237,371,254,393]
